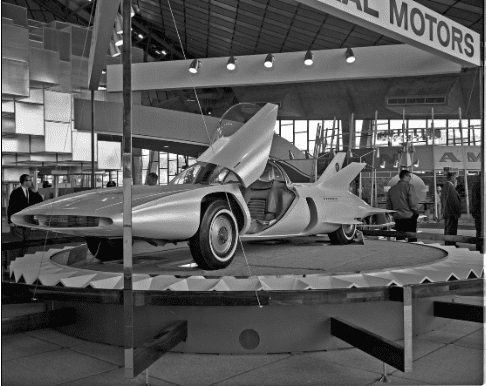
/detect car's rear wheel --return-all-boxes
[189,200,239,270]
[85,237,123,262]
[328,224,356,245]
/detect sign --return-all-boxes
[296,0,480,67]
[354,146,481,170]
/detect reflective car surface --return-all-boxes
[12,103,393,270]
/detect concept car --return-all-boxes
[12,103,393,270]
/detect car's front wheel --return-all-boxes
[85,237,123,262]
[189,200,239,270]
[328,224,356,245]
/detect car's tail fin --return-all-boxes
[318,162,366,190]
[315,152,347,184]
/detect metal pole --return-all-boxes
[122,0,134,379]
[372,110,378,207]
[459,108,470,216]
[91,89,95,189]
[480,44,485,253]
[431,108,438,221]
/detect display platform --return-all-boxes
[7,238,483,354]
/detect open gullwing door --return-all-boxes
[197,103,278,188]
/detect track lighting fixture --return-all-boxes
[304,50,313,66]
[264,54,275,68]
[113,30,123,46]
[115,13,123,34]
[345,47,355,63]
[189,59,201,74]
[109,41,121,57]
[227,56,237,70]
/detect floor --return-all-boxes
[2,217,484,385]
[1,313,484,386]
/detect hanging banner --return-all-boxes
[296,0,480,67]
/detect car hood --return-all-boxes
[25,184,205,215]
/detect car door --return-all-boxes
[197,103,278,188]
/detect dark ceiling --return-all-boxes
[3,0,484,120]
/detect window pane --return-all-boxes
[169,160,177,174]
[294,132,308,151]
[160,153,168,168]
[309,120,322,142]
[274,121,280,135]
[294,120,307,133]
[280,120,293,143]
[159,169,168,184]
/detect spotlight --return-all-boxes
[161,50,167,55]
[345,47,355,63]
[101,69,106,74]
[109,41,121,57]
[304,50,313,66]
[227,56,237,70]
[131,6,135,17]
[115,13,123,34]
[189,59,200,74]
[380,160,386,168]
[264,53,274,68]
[413,159,420,167]
[113,30,123,46]
[393,160,400,168]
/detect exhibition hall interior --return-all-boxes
[1,0,484,385]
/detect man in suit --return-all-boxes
[7,174,43,255]
[440,172,462,246]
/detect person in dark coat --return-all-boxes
[440,172,462,246]
[470,173,482,252]
[386,169,419,242]
[7,174,43,256]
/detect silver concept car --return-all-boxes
[12,103,393,270]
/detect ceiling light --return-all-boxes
[101,69,106,74]
[413,159,420,167]
[98,86,107,90]
[115,13,123,34]
[113,30,123,46]
[138,33,144,39]
[161,50,167,55]
[189,59,200,74]
[345,47,355,63]
[264,53,274,68]
[304,50,313,66]
[109,41,121,57]
[227,56,237,70]
[380,160,386,168]
[393,160,400,168]
[131,6,135,17]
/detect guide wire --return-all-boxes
[166,0,262,307]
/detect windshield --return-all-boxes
[169,162,239,186]
[211,103,263,144]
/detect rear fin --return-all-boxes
[318,162,366,190]
[315,152,347,184]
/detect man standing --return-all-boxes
[8,174,43,233]
[386,169,419,242]
[7,174,43,257]
[146,172,159,186]
[441,172,462,246]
